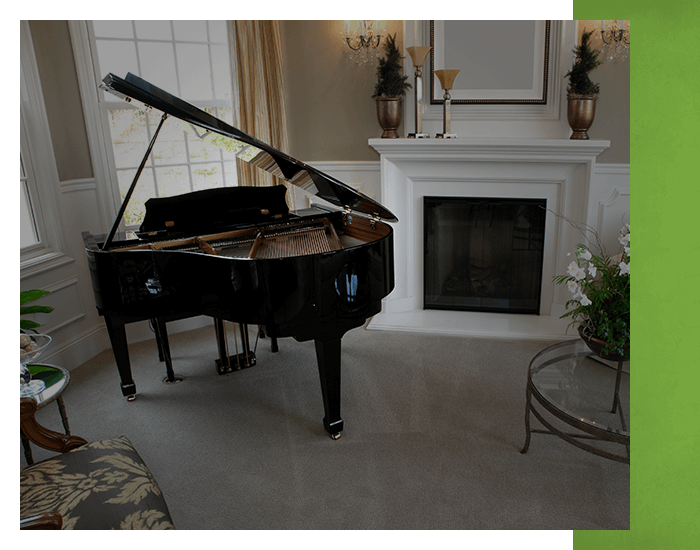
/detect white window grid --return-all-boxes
[89,20,237,227]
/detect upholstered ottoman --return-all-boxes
[21,435,175,530]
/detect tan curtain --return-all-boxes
[228,21,293,208]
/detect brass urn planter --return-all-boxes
[375,97,402,138]
[564,30,601,140]
[567,94,597,140]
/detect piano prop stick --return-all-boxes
[82,73,397,439]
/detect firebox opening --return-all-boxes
[423,197,546,314]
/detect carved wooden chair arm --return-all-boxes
[20,397,87,454]
[20,512,63,530]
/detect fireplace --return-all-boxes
[424,197,546,314]
[367,137,611,339]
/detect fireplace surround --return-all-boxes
[367,137,610,340]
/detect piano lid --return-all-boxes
[101,72,398,223]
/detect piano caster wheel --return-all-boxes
[163,375,184,385]
[126,394,136,402]
[330,433,341,440]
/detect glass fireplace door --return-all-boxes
[423,197,546,314]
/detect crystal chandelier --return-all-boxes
[342,20,384,64]
[599,20,630,62]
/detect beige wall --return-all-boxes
[27,19,630,181]
[576,21,630,164]
[280,20,405,162]
[29,20,93,181]
[280,20,630,165]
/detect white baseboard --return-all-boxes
[44,316,216,371]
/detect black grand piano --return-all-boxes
[82,73,396,439]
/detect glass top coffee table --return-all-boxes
[521,339,630,464]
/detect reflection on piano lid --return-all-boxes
[100,73,398,224]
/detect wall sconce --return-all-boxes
[343,20,383,64]
[599,20,630,62]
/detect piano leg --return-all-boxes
[153,319,165,362]
[153,317,182,384]
[259,327,279,353]
[104,315,137,400]
[314,337,343,439]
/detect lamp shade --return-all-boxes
[434,69,460,90]
[406,46,431,67]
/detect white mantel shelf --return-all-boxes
[368,137,610,162]
[367,136,611,341]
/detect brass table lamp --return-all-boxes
[405,46,432,138]
[434,69,460,139]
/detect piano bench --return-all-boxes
[20,398,175,530]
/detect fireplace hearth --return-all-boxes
[424,197,546,314]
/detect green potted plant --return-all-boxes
[565,29,601,139]
[372,33,411,138]
[21,289,53,332]
[20,289,54,396]
[554,223,630,359]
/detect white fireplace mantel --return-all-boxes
[367,137,610,341]
[369,138,610,163]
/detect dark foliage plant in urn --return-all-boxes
[565,30,601,139]
[372,34,411,138]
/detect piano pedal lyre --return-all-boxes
[214,318,256,375]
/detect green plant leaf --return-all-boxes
[20,289,51,305]
[20,305,54,315]
[20,320,42,330]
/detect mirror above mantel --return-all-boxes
[430,20,551,105]
[404,20,570,138]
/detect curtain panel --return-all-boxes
[228,20,293,208]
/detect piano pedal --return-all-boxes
[215,351,256,375]
[215,320,257,374]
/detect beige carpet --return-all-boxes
[26,323,630,530]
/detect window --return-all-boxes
[89,20,236,227]
[19,43,50,256]
[20,21,65,269]
[20,151,40,249]
[20,26,40,253]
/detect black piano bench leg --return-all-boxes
[314,337,344,439]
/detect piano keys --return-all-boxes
[82,72,397,439]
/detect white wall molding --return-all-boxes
[60,177,97,194]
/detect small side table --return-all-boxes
[521,340,630,464]
[20,363,72,465]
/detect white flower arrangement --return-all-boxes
[554,223,630,356]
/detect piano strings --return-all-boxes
[111,219,342,260]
